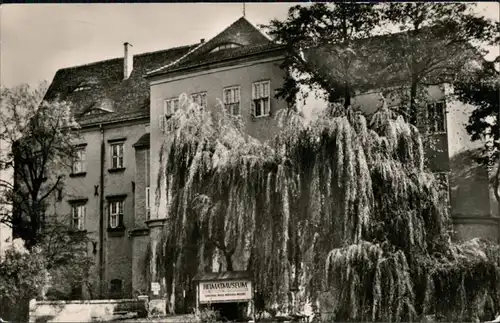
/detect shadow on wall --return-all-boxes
[449,148,492,217]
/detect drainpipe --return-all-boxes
[99,124,105,298]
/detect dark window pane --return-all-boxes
[255,100,262,117]
[427,104,436,133]
[436,102,445,132]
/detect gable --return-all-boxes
[147,17,279,77]
[196,16,271,56]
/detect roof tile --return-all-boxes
[45,44,198,127]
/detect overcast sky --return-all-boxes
[1,2,499,88]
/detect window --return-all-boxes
[84,108,107,115]
[71,205,85,231]
[427,101,446,134]
[72,147,86,174]
[191,92,207,108]
[146,187,151,219]
[110,143,124,169]
[164,98,180,116]
[210,43,241,53]
[223,86,240,116]
[109,200,124,229]
[73,85,92,93]
[252,81,271,117]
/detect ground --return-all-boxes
[118,314,198,322]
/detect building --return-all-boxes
[146,17,287,228]
[39,16,498,300]
[42,41,198,299]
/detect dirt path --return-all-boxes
[119,314,197,322]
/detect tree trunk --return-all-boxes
[493,161,500,204]
[344,82,351,109]
[409,79,419,126]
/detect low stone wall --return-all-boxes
[29,298,148,322]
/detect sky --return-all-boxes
[1,2,499,88]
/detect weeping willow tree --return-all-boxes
[153,93,500,321]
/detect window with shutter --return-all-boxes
[223,86,240,116]
[191,92,207,108]
[251,80,271,117]
[426,101,446,134]
[164,98,180,116]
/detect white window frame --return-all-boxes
[426,101,447,134]
[191,92,207,108]
[164,97,180,116]
[110,142,124,169]
[71,205,85,231]
[223,86,241,116]
[109,200,124,229]
[72,147,86,174]
[159,115,166,133]
[252,80,271,118]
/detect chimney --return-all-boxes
[123,42,133,80]
[200,38,205,44]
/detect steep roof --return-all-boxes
[147,16,284,77]
[304,28,479,93]
[44,44,198,127]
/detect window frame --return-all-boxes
[72,147,86,174]
[252,80,271,118]
[164,97,180,116]
[71,204,86,231]
[426,101,447,134]
[223,86,241,116]
[108,200,124,229]
[110,142,125,169]
[190,92,208,108]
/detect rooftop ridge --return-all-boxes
[57,43,197,72]
[146,41,209,76]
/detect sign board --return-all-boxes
[151,282,160,295]
[199,280,252,304]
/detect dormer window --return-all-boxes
[85,108,105,115]
[210,43,242,53]
[71,80,98,93]
[73,85,92,92]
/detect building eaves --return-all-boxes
[77,110,149,128]
[147,43,285,78]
